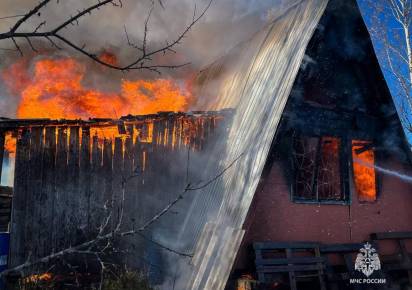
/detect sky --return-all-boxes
[357,0,412,144]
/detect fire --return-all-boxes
[24,272,52,283]
[4,132,16,157]
[99,51,118,66]
[2,57,192,120]
[352,140,377,202]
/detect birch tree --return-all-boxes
[365,0,412,136]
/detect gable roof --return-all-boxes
[186,0,411,289]
[281,0,412,162]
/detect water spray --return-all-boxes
[353,158,412,184]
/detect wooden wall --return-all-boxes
[6,113,225,268]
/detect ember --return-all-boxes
[24,272,52,283]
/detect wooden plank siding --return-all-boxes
[0,130,5,181]
[9,129,30,267]
[5,112,227,267]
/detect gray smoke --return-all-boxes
[0,0,285,117]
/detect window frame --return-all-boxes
[349,140,381,204]
[289,132,351,205]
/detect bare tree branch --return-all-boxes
[9,0,51,34]
[0,0,213,73]
[0,151,242,278]
[366,0,412,140]
[0,14,26,20]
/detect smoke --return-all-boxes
[0,0,284,117]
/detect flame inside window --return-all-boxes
[1,132,16,187]
[352,140,377,202]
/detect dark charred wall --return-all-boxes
[6,112,225,269]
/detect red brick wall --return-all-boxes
[235,154,412,270]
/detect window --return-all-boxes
[351,140,377,202]
[292,135,346,203]
[291,134,378,204]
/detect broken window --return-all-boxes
[351,140,377,202]
[292,135,346,202]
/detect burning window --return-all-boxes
[1,131,16,187]
[292,135,346,202]
[352,140,377,202]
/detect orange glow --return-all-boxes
[25,272,52,283]
[3,57,192,120]
[237,274,255,290]
[90,126,123,143]
[4,132,16,157]
[99,51,118,66]
[352,140,377,202]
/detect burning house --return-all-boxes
[0,0,411,289]
[226,0,412,289]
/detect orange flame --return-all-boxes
[99,51,118,66]
[4,132,16,157]
[2,57,192,120]
[352,140,377,202]
[24,272,52,283]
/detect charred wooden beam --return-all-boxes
[26,127,43,261]
[68,126,80,245]
[40,126,57,259]
[0,130,4,182]
[9,129,30,267]
[55,127,68,252]
[79,127,91,238]
[0,111,230,129]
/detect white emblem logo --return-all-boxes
[354,242,381,277]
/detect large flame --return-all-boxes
[2,57,192,120]
[352,140,377,202]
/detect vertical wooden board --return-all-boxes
[203,117,211,150]
[55,127,68,252]
[68,126,80,245]
[139,123,146,142]
[102,138,113,231]
[90,135,103,237]
[197,118,204,150]
[112,137,123,230]
[167,117,175,149]
[26,127,43,260]
[0,130,5,181]
[9,129,30,267]
[79,127,91,240]
[190,118,196,149]
[123,137,135,228]
[133,138,144,225]
[152,119,159,146]
[39,126,56,259]
[177,117,184,149]
[126,124,134,141]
